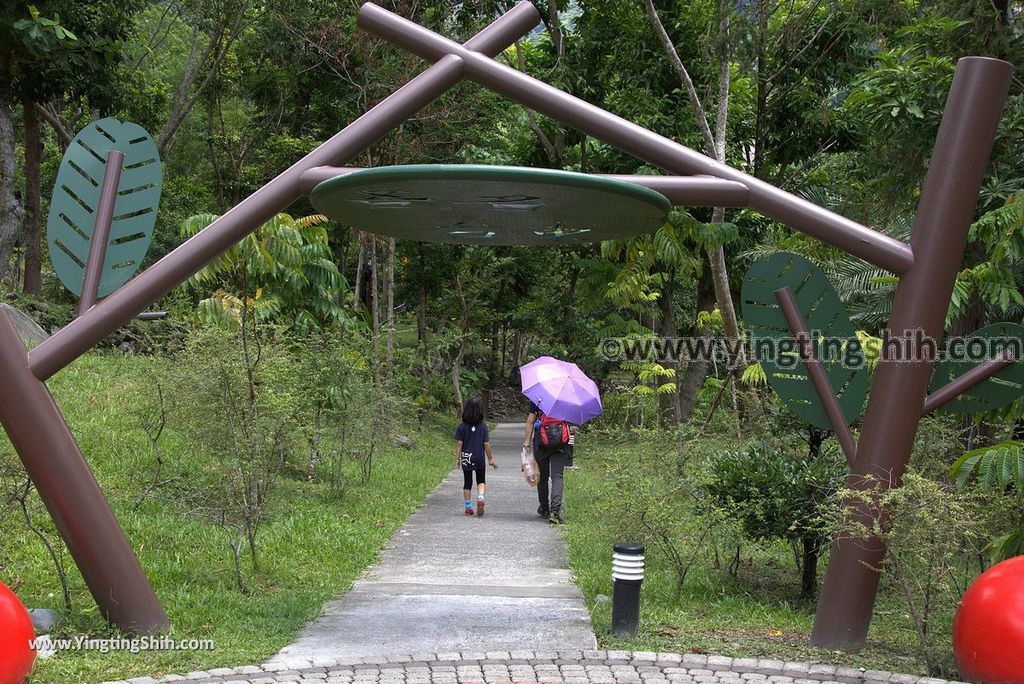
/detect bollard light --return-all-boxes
[611,542,644,637]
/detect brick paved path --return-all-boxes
[101,650,965,684]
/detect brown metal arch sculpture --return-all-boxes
[0,1,1013,652]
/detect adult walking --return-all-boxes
[520,356,603,526]
[524,402,570,524]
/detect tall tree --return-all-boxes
[645,0,742,360]
[385,237,396,381]
[152,0,253,156]
[370,239,381,388]
[21,99,41,295]
[1,0,143,288]
[0,55,20,285]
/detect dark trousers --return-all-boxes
[536,445,568,512]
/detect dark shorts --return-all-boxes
[463,467,486,488]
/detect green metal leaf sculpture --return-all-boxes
[46,118,161,299]
[929,322,1024,413]
[741,252,867,429]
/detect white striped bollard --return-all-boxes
[612,542,644,637]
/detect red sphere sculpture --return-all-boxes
[0,581,36,684]
[953,555,1024,684]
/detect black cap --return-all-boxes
[614,542,644,555]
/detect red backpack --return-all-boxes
[539,413,570,447]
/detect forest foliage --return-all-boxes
[1,0,1023,679]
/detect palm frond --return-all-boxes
[950,441,1024,492]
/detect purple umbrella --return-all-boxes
[520,356,603,425]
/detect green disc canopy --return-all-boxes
[309,165,671,245]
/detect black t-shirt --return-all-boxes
[455,421,489,470]
[528,401,541,447]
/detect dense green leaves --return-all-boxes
[2,0,144,103]
[702,440,847,597]
[703,443,845,543]
[181,212,347,332]
[951,441,1024,492]
[950,440,1024,561]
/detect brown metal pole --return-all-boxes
[28,1,541,382]
[79,150,124,316]
[356,3,914,275]
[604,175,749,206]
[811,56,1012,650]
[775,286,858,465]
[0,309,168,633]
[921,352,1015,415]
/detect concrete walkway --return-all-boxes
[99,425,958,684]
[275,422,596,660]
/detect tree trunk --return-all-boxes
[753,0,769,180]
[385,237,395,381]
[353,240,365,311]
[708,245,741,347]
[708,1,742,362]
[799,426,826,599]
[500,323,507,378]
[0,76,23,286]
[370,241,381,387]
[801,535,819,600]
[678,283,716,422]
[306,406,322,481]
[452,345,464,411]
[511,329,523,376]
[417,244,430,394]
[489,320,500,378]
[156,4,249,157]
[417,244,427,343]
[657,276,679,427]
[488,281,505,388]
[22,99,42,296]
[452,274,468,410]
[646,0,742,365]
[677,357,709,423]
[338,227,351,298]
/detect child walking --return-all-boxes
[455,397,496,516]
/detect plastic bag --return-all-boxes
[521,446,540,487]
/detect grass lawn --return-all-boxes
[560,433,949,678]
[0,353,451,684]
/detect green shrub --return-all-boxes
[576,433,731,603]
[163,325,303,593]
[828,470,995,677]
[597,390,659,430]
[701,441,846,598]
